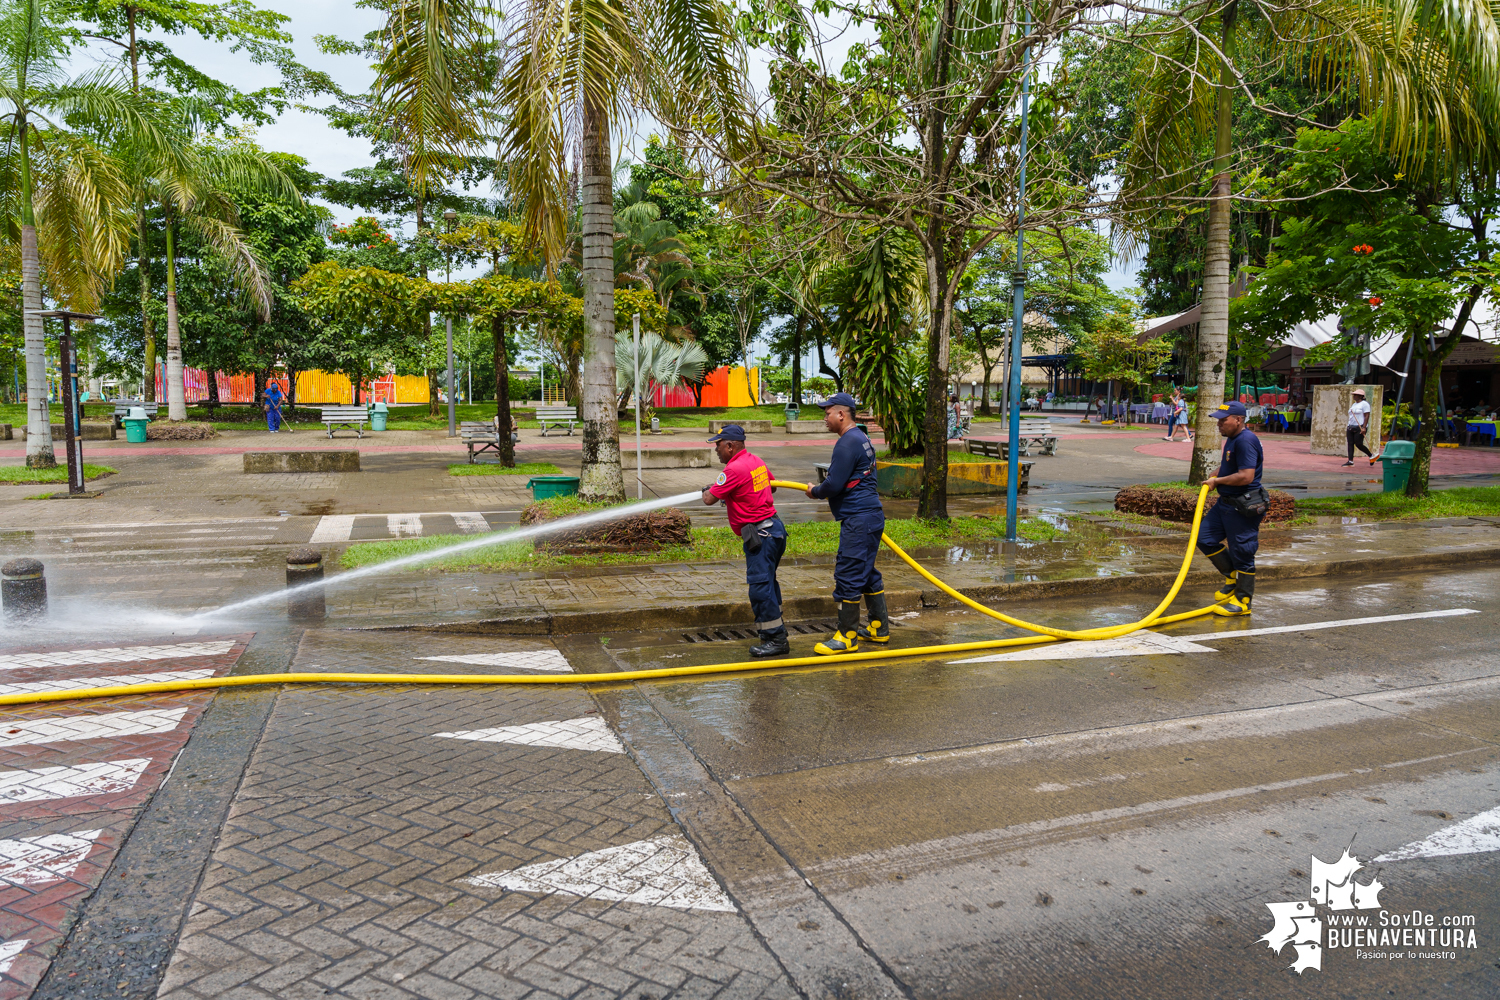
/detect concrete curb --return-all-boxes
[386,542,1500,637]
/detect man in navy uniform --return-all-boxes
[804,392,889,653]
[1199,400,1267,616]
[702,424,790,657]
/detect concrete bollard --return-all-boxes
[2,558,47,619]
[285,547,326,619]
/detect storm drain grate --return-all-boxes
[681,620,839,643]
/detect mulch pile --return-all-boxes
[146,422,217,440]
[521,503,692,554]
[1114,485,1297,523]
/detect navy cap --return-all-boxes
[706,424,746,442]
[818,392,858,411]
[1214,401,1247,419]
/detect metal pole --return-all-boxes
[445,315,456,436]
[633,313,643,499]
[59,318,83,495]
[1006,8,1032,542]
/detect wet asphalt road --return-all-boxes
[0,562,1495,999]
[587,564,1500,999]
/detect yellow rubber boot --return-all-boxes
[815,601,862,655]
[856,591,890,644]
[1212,569,1254,616]
[1203,544,1237,603]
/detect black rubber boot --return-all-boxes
[749,628,790,658]
[815,601,862,655]
[1214,568,1254,616]
[856,591,890,644]
[1203,544,1237,603]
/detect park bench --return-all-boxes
[319,404,369,439]
[1017,418,1058,456]
[460,418,501,463]
[537,405,577,436]
[111,400,159,428]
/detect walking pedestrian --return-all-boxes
[702,425,789,658]
[804,392,889,653]
[264,379,284,433]
[1164,389,1193,442]
[1343,388,1374,466]
[1197,401,1268,616]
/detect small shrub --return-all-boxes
[520,498,692,553]
[1113,485,1297,523]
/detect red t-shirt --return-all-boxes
[709,449,777,532]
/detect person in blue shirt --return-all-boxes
[804,392,889,653]
[1198,400,1266,616]
[264,379,284,433]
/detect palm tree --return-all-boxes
[1120,0,1499,483]
[1,0,161,466]
[498,0,746,501]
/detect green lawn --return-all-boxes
[448,462,563,477]
[1297,486,1500,520]
[337,511,1059,572]
[0,463,116,483]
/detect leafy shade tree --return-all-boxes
[498,0,746,501]
[1234,120,1499,496]
[1,0,164,466]
[1120,0,1500,484]
[1073,308,1173,419]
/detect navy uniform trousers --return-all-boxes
[833,511,885,603]
[1197,499,1260,575]
[744,516,788,638]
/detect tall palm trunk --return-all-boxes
[19,118,54,468]
[1190,0,1237,483]
[164,215,187,420]
[578,95,623,501]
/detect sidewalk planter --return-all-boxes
[786,420,833,434]
[1380,440,1415,492]
[707,419,773,433]
[620,446,715,468]
[875,460,1033,497]
[243,451,360,473]
[369,402,389,431]
[527,475,580,499]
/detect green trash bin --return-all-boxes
[123,406,149,443]
[527,475,580,499]
[369,401,389,431]
[1380,439,1415,492]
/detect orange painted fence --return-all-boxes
[155,367,431,405]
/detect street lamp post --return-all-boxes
[28,310,102,496]
[443,207,457,437]
[1006,10,1033,542]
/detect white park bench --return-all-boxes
[460,418,501,463]
[111,400,159,428]
[965,420,1058,457]
[319,404,369,439]
[536,405,577,436]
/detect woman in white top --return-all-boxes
[1344,388,1374,466]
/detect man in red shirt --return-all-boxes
[702,424,789,657]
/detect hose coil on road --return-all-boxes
[0,483,1218,706]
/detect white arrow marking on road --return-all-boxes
[0,709,187,748]
[0,759,150,803]
[0,641,235,671]
[0,830,101,887]
[948,609,1480,664]
[1373,806,1500,862]
[415,650,571,672]
[0,669,215,698]
[0,939,27,975]
[464,835,736,912]
[432,716,624,753]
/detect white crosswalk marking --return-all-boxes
[432,716,624,753]
[0,641,234,672]
[0,759,150,803]
[0,669,216,698]
[415,651,571,672]
[450,512,491,534]
[0,830,101,887]
[950,632,1218,663]
[309,514,357,543]
[0,709,188,748]
[464,835,736,912]
[0,939,28,974]
[387,513,423,537]
[1374,805,1500,862]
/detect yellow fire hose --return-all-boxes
[0,483,1218,708]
